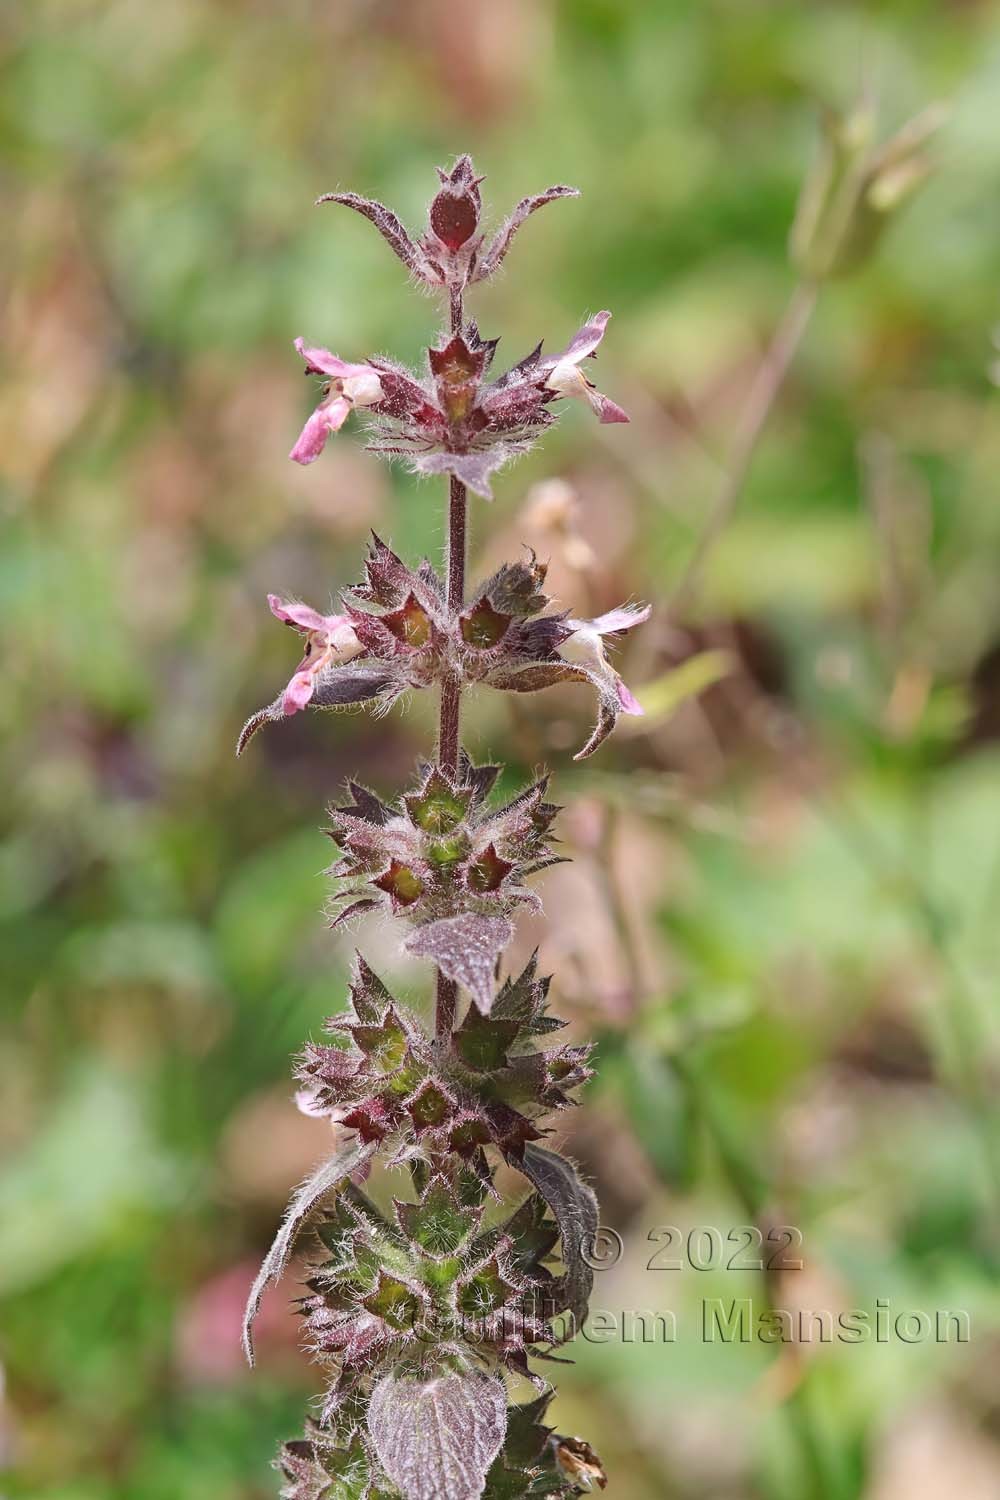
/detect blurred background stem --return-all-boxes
[670,280,819,618]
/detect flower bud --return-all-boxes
[430,187,479,251]
[429,155,483,252]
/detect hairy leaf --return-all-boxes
[486,661,585,695]
[310,665,398,709]
[319,191,435,281]
[243,1134,374,1365]
[518,1144,598,1334]
[408,448,512,501]
[485,661,620,761]
[405,914,513,1015]
[368,1369,507,1500]
[475,186,580,282]
[236,699,285,756]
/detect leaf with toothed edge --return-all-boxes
[516,1144,599,1337]
[368,1369,508,1500]
[404,914,513,1015]
[242,1134,375,1366]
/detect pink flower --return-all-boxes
[290,340,385,464]
[562,603,651,715]
[543,311,629,425]
[268,595,364,714]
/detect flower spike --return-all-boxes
[247,152,648,1500]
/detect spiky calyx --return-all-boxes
[327,762,559,927]
[343,537,567,689]
[301,1172,563,1406]
[296,952,592,1160]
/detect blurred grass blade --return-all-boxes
[628,649,732,726]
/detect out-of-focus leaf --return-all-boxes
[673,1052,767,1216]
[213,830,328,991]
[626,649,732,726]
[55,919,219,993]
[0,1066,185,1296]
[618,1044,698,1192]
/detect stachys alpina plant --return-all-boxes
[240,155,644,1499]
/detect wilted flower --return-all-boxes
[290,340,385,464]
[550,1435,608,1492]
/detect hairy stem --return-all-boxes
[436,285,467,1036]
[670,279,818,617]
[439,476,467,776]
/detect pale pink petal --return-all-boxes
[553,310,611,367]
[293,337,358,378]
[322,395,352,432]
[593,392,630,424]
[268,595,330,633]
[294,1086,328,1118]
[590,603,651,636]
[282,668,316,715]
[615,676,644,716]
[290,407,331,465]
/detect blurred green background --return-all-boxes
[5,1,1000,1496]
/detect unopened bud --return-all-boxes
[429,155,484,252]
[430,188,480,251]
